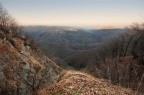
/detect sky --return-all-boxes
[0,0,144,28]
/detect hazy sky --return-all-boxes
[0,0,144,28]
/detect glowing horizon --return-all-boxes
[1,0,144,28]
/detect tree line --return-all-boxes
[92,23,144,94]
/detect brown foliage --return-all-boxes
[91,23,144,93]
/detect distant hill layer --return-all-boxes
[25,26,125,59]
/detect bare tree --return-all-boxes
[12,63,51,95]
[95,23,144,93]
[0,3,21,37]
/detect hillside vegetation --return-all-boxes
[0,3,142,95]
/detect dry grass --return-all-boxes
[39,70,133,95]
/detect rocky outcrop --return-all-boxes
[0,31,63,95]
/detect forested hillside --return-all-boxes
[0,3,136,95]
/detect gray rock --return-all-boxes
[0,71,5,88]
[20,51,29,56]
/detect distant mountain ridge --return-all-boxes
[25,26,126,68]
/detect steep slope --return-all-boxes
[0,31,63,95]
[39,70,133,95]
